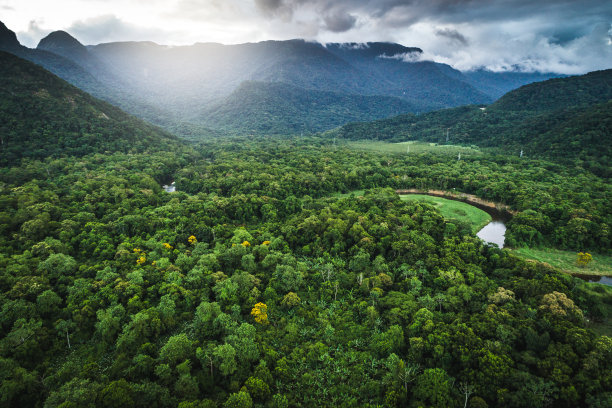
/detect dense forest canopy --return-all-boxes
[0,30,611,408]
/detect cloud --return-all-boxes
[413,21,612,74]
[16,20,52,47]
[66,14,174,45]
[322,10,357,33]
[435,28,468,46]
[3,0,611,73]
[254,0,295,21]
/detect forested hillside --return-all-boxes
[330,69,612,176]
[201,81,421,134]
[0,51,180,166]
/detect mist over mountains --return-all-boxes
[1,21,561,136]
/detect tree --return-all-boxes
[576,252,592,267]
[95,304,126,345]
[457,382,474,408]
[413,368,457,408]
[159,333,192,366]
[273,264,303,292]
[213,344,237,376]
[245,376,270,401]
[539,291,583,321]
[224,390,253,408]
[281,292,301,308]
[251,302,269,325]
[98,379,134,408]
[227,323,260,362]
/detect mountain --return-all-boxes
[80,39,498,133]
[463,69,563,99]
[201,81,420,134]
[0,51,179,166]
[87,39,493,112]
[330,69,612,176]
[37,30,90,61]
[0,24,174,129]
[490,69,612,112]
[0,21,566,137]
[0,20,20,50]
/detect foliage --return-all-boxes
[251,303,269,325]
[577,252,593,268]
[0,52,610,408]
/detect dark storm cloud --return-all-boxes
[254,0,283,14]
[249,0,611,73]
[253,0,611,31]
[323,11,357,33]
[435,27,468,46]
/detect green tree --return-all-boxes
[159,333,193,366]
[214,344,237,376]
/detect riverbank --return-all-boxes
[395,189,516,216]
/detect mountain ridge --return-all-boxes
[1,20,565,137]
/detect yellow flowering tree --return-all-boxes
[250,302,268,325]
[163,243,173,250]
[188,235,197,245]
[576,252,592,268]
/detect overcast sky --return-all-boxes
[1,0,611,73]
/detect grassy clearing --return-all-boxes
[347,140,482,157]
[511,247,612,276]
[400,194,491,233]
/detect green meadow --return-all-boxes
[400,194,492,233]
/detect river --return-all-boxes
[477,221,506,248]
[162,181,176,193]
[397,190,611,286]
[572,274,612,286]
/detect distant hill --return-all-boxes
[201,81,422,134]
[490,69,612,112]
[330,69,612,176]
[0,51,180,166]
[0,21,563,136]
[463,69,564,99]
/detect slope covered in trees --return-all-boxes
[330,69,612,176]
[201,81,422,134]
[0,51,181,165]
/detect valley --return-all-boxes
[0,16,610,408]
